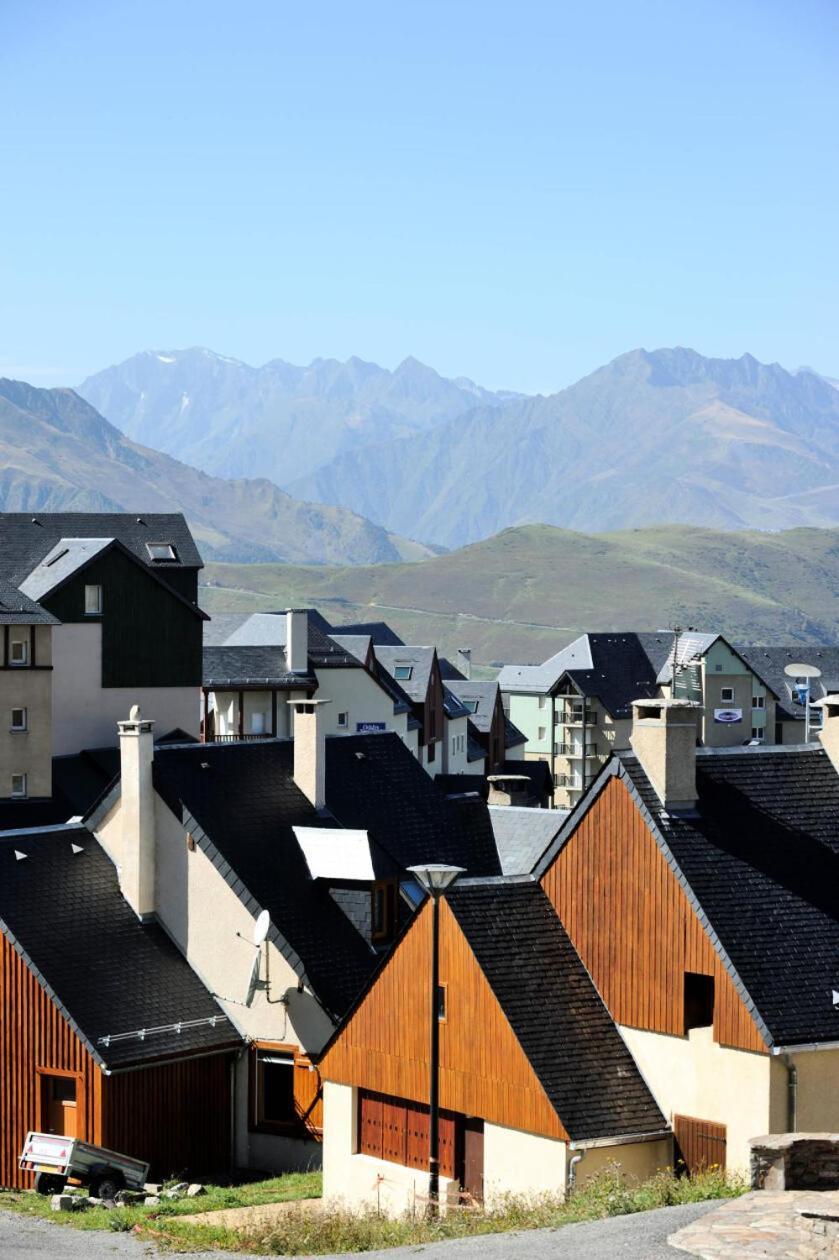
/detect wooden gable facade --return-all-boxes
[539,774,766,1054]
[320,897,565,1141]
[0,932,232,1189]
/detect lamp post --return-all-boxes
[784,663,822,744]
[407,863,464,1216]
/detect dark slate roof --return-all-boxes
[316,734,501,879]
[735,644,839,721]
[467,730,486,763]
[203,611,359,671]
[0,827,238,1068]
[447,881,667,1141]
[445,681,497,733]
[488,806,568,875]
[203,645,314,688]
[152,740,378,1021]
[0,513,202,585]
[333,621,404,647]
[563,634,660,718]
[505,716,527,748]
[442,685,472,720]
[0,749,120,833]
[0,578,58,625]
[373,646,436,703]
[541,745,839,1049]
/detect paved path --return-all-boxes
[670,1189,839,1258]
[0,1201,718,1259]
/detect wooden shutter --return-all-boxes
[406,1101,429,1170]
[674,1114,727,1175]
[439,1109,458,1179]
[294,1058,323,1136]
[359,1090,384,1158]
[382,1097,407,1165]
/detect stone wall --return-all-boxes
[750,1134,839,1191]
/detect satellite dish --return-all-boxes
[253,909,271,946]
[784,663,822,679]
[244,952,261,1007]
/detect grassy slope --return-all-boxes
[201,523,839,666]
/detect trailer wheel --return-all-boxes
[89,1170,125,1201]
[34,1172,67,1195]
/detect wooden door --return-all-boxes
[42,1075,78,1137]
[674,1114,726,1175]
[462,1118,484,1203]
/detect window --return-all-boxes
[720,687,735,703]
[751,727,763,741]
[146,542,177,562]
[10,708,26,731]
[253,1050,296,1127]
[437,983,447,1022]
[684,972,715,1033]
[337,711,348,729]
[11,773,27,798]
[752,695,765,710]
[84,584,103,615]
[427,739,436,764]
[538,725,547,742]
[538,695,547,710]
[372,881,396,942]
[462,699,479,714]
[9,640,27,665]
[250,712,266,735]
[394,665,413,680]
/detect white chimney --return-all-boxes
[288,697,331,810]
[629,698,700,811]
[286,609,309,674]
[457,648,472,680]
[117,704,156,919]
[816,695,839,771]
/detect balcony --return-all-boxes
[562,712,597,727]
[556,742,599,758]
[207,732,271,743]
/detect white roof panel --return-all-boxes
[293,826,374,881]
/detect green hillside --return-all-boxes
[200,523,839,666]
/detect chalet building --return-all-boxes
[0,513,206,755]
[203,610,420,757]
[372,646,446,773]
[0,579,58,804]
[0,823,241,1188]
[79,707,500,1174]
[318,880,669,1214]
[533,696,839,1172]
[500,631,778,808]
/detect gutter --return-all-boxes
[772,1040,839,1054]
[568,1129,671,1150]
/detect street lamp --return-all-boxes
[784,662,822,743]
[407,863,465,1215]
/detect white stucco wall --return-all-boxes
[52,622,199,753]
[322,1083,459,1216]
[313,668,409,741]
[482,1122,567,1206]
[443,715,469,774]
[620,1024,772,1171]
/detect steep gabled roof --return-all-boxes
[488,805,568,875]
[0,827,238,1069]
[537,744,839,1049]
[332,621,404,647]
[445,881,667,1141]
[0,513,202,584]
[373,645,436,703]
[444,680,498,732]
[735,644,839,721]
[203,644,315,688]
[0,577,59,625]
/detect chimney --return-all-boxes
[629,698,700,812]
[286,609,309,674]
[816,695,839,771]
[117,704,156,919]
[456,648,472,680]
[288,698,331,810]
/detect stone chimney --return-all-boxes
[288,698,331,810]
[457,648,472,680]
[629,698,700,812]
[816,696,839,772]
[117,705,156,919]
[286,609,309,674]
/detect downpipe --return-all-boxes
[567,1150,585,1195]
[784,1054,797,1133]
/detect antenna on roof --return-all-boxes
[784,662,822,743]
[669,624,683,698]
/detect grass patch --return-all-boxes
[161,1164,745,1254]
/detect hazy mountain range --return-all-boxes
[78,348,520,485]
[78,345,839,551]
[0,379,434,565]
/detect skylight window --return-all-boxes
[463,699,480,713]
[394,665,413,680]
[146,542,177,562]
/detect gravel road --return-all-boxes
[0,1200,716,1259]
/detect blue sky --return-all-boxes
[0,0,836,393]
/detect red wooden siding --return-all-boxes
[101,1053,232,1179]
[321,899,566,1140]
[0,933,100,1188]
[358,1088,458,1178]
[674,1114,727,1174]
[539,776,766,1053]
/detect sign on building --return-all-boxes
[356,721,387,733]
[713,708,743,723]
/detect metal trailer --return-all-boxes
[19,1131,150,1199]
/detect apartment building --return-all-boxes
[499,631,777,809]
[0,580,57,804]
